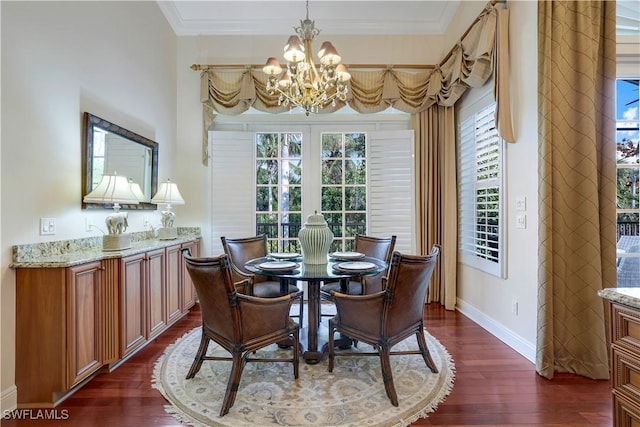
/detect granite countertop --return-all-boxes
[598,287,640,310]
[11,227,201,268]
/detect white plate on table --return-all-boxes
[330,251,365,261]
[268,252,301,260]
[334,261,377,272]
[258,261,299,272]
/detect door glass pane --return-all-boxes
[256,132,303,252]
[321,132,367,252]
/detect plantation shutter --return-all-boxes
[458,116,476,261]
[457,103,503,276]
[368,130,416,254]
[209,131,255,255]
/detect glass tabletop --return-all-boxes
[244,256,387,280]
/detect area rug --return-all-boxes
[152,322,455,427]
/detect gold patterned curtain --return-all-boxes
[536,0,617,380]
[413,106,457,310]
[197,2,515,311]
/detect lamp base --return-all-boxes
[103,234,132,251]
[158,227,177,240]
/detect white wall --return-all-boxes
[0,1,177,410]
[456,1,541,362]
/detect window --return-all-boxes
[91,128,106,187]
[616,78,640,287]
[255,133,303,253]
[321,132,367,252]
[457,102,505,277]
[209,122,415,256]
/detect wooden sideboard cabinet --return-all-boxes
[16,261,112,407]
[609,302,640,425]
[14,237,200,407]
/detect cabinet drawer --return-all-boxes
[613,304,640,354]
[614,391,640,427]
[614,346,640,403]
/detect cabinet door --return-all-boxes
[67,262,103,386]
[120,254,147,356]
[166,245,183,324]
[146,248,167,338]
[181,239,200,310]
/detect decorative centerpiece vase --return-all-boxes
[298,211,334,264]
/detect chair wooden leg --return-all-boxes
[293,330,300,379]
[416,331,438,373]
[186,332,210,379]
[379,346,398,406]
[219,352,246,417]
[298,292,304,327]
[327,320,335,372]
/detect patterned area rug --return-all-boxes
[153,323,455,427]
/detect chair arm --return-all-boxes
[234,278,251,294]
[228,263,255,294]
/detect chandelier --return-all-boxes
[262,0,351,116]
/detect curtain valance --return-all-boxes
[197,1,514,164]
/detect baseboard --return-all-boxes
[456,298,536,363]
[1,385,17,413]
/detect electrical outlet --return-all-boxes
[40,218,56,235]
[516,214,526,229]
[85,217,93,232]
[516,196,527,211]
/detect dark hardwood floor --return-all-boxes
[5,304,612,426]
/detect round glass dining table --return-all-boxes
[244,256,387,363]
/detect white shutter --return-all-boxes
[368,130,416,254]
[457,102,504,277]
[209,131,255,255]
[458,117,477,258]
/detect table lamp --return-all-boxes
[83,173,139,251]
[151,179,185,240]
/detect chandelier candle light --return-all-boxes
[263,0,351,116]
[83,173,140,251]
[151,179,185,240]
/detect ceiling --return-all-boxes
[157,1,461,36]
[158,0,640,37]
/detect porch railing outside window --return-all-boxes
[256,221,367,253]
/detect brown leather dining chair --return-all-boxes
[320,235,396,315]
[222,235,303,323]
[183,251,301,417]
[222,235,300,295]
[327,246,440,406]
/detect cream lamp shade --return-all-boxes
[83,173,140,206]
[83,173,139,251]
[151,179,185,240]
[128,179,149,203]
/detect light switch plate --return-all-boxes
[40,218,56,235]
